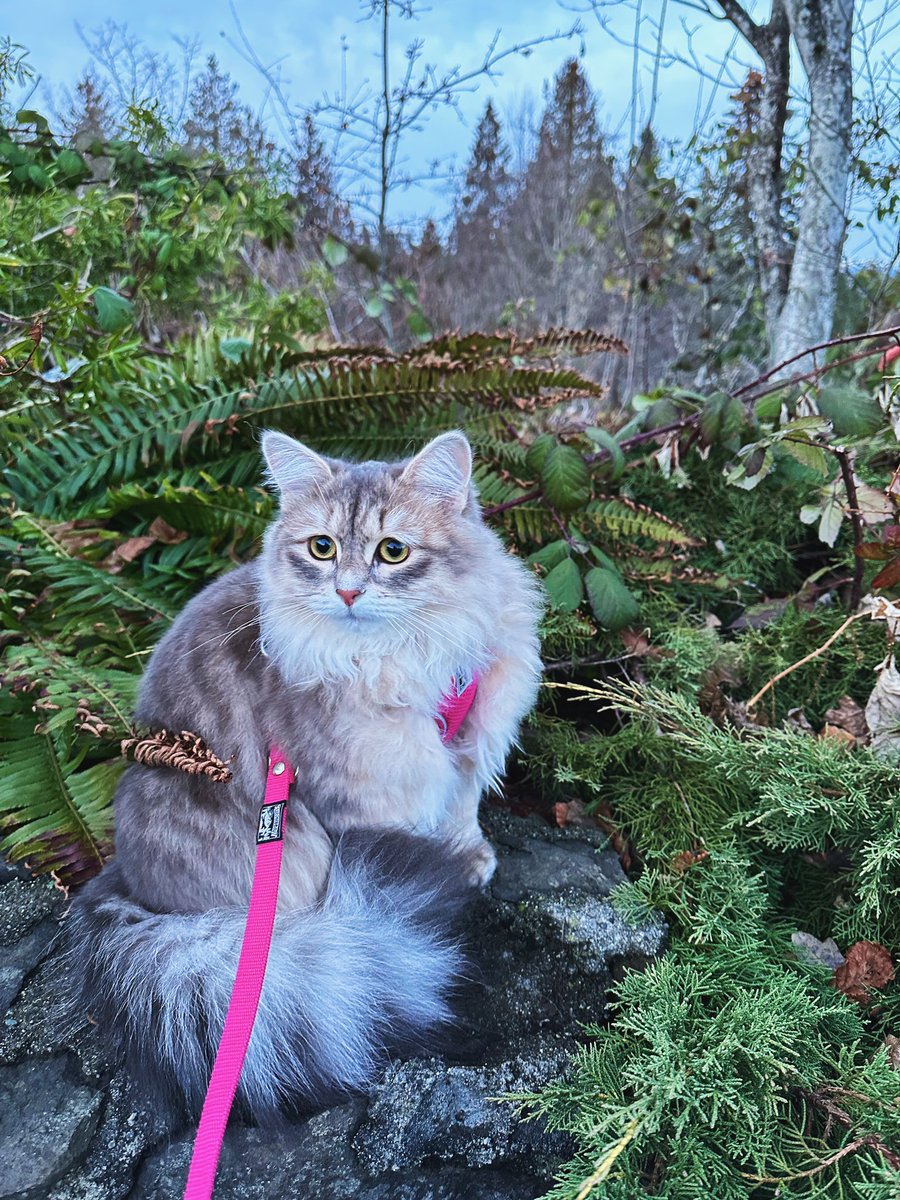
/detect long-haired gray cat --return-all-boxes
[65,430,542,1119]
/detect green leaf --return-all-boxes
[778,438,829,476]
[93,287,135,333]
[364,294,385,318]
[219,337,253,363]
[700,392,744,444]
[543,557,584,612]
[322,236,348,268]
[584,566,640,630]
[16,109,50,133]
[541,444,592,512]
[586,427,625,482]
[754,393,782,424]
[53,147,90,183]
[525,434,556,477]
[817,384,884,439]
[406,309,431,341]
[527,539,571,572]
[14,163,51,189]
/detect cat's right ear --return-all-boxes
[261,431,333,495]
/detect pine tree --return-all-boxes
[63,73,116,146]
[182,55,268,171]
[455,100,511,249]
[531,58,601,195]
[293,114,340,232]
[507,58,609,331]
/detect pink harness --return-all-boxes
[183,673,478,1200]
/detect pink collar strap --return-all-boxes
[183,673,478,1200]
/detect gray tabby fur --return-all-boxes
[64,430,542,1119]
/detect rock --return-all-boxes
[354,1039,574,1176]
[0,918,59,1013]
[0,876,65,945]
[131,1102,365,1199]
[0,808,665,1199]
[47,1072,175,1200]
[0,1056,103,1199]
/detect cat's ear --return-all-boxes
[399,431,472,511]
[262,430,332,494]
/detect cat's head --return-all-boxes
[257,430,494,683]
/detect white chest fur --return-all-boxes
[319,696,460,833]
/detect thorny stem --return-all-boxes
[483,323,898,538]
[734,324,900,398]
[835,446,866,611]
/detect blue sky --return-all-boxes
[6,2,738,211]
[5,1,897,261]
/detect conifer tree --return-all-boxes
[182,55,268,171]
[62,73,116,145]
[293,114,340,232]
[455,100,511,250]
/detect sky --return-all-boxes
[4,0,898,260]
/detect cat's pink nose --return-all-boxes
[336,588,364,607]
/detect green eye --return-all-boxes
[309,535,337,561]
[377,538,410,564]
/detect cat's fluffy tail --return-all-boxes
[63,831,471,1119]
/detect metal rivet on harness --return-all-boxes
[272,761,286,776]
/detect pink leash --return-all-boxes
[183,673,478,1199]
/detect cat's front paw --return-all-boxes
[464,838,497,888]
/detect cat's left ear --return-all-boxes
[261,430,333,494]
[399,431,472,511]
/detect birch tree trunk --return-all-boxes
[772,0,854,366]
[716,0,853,368]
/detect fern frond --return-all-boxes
[586,497,699,546]
[5,362,607,512]
[408,327,628,361]
[98,480,275,542]
[2,641,138,737]
[0,717,120,885]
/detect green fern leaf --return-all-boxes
[0,718,120,885]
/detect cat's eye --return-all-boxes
[308,535,337,561]
[377,538,410,564]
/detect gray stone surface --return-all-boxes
[0,808,666,1199]
[0,1057,103,1199]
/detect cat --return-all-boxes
[63,429,542,1120]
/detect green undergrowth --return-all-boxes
[520,666,900,1198]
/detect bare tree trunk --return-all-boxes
[716,0,853,368]
[772,0,853,366]
[740,2,792,340]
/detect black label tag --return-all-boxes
[256,801,285,844]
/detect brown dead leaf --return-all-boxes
[619,629,669,661]
[823,695,868,741]
[147,516,187,544]
[786,707,816,735]
[110,535,157,565]
[833,940,895,1005]
[884,1035,900,1069]
[820,724,857,747]
[669,848,709,876]
[872,556,900,591]
[553,799,596,829]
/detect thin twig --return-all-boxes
[835,447,866,610]
[746,612,866,710]
[575,1118,642,1200]
[543,653,636,674]
[735,325,900,399]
